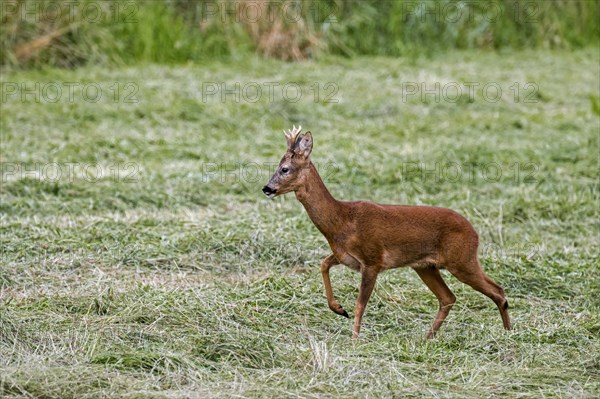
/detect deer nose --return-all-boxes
[262,185,276,196]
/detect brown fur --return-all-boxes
[263,130,511,338]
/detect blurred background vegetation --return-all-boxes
[1,0,599,69]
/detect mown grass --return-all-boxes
[1,49,599,398]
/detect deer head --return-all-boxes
[262,125,313,199]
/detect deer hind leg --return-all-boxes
[447,260,512,331]
[413,265,457,339]
[320,254,349,318]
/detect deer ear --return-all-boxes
[294,132,313,158]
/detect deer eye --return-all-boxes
[280,167,289,174]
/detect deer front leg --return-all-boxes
[352,268,379,339]
[320,254,349,318]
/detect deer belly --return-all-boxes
[381,249,439,270]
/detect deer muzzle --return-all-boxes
[262,185,277,199]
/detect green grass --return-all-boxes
[2,0,599,68]
[1,49,599,398]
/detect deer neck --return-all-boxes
[295,162,345,237]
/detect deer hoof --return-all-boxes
[329,303,349,318]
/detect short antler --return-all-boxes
[283,125,302,149]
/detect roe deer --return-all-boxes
[262,126,512,339]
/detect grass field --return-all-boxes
[1,49,599,398]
